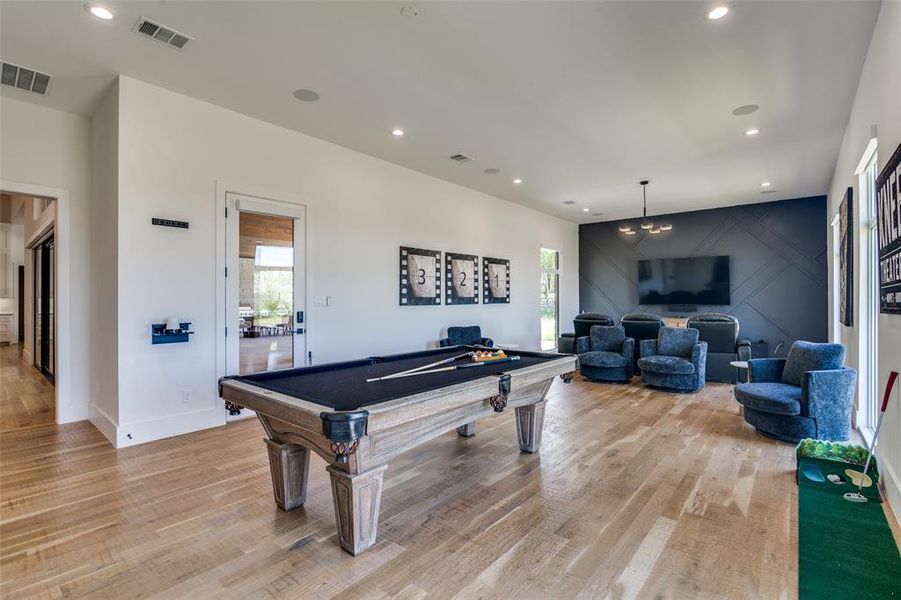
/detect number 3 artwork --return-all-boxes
[399,246,442,305]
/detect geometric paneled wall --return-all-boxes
[579,196,828,352]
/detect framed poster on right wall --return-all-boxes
[482,257,510,304]
[877,141,901,314]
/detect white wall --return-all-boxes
[0,97,92,423]
[108,76,578,446]
[828,1,901,522]
[89,81,120,439]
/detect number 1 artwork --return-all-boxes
[483,257,511,304]
[399,246,442,305]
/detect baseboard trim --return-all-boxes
[115,407,225,448]
[89,404,118,447]
[879,450,901,527]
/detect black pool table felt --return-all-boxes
[232,347,557,411]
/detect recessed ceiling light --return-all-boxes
[513,178,523,184]
[745,128,760,136]
[392,129,404,137]
[761,181,771,187]
[732,104,759,116]
[84,4,114,20]
[293,89,320,102]
[708,5,729,20]
[583,208,590,212]
[484,168,500,174]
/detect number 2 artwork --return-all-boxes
[446,252,479,304]
[399,246,442,305]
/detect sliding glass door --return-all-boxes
[33,233,55,382]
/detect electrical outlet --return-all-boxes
[182,389,192,404]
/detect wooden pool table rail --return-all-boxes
[219,353,576,554]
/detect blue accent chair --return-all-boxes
[576,325,634,382]
[638,327,707,392]
[439,326,494,348]
[734,341,856,442]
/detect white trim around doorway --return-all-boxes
[0,179,72,424]
[214,180,310,414]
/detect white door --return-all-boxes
[225,192,306,377]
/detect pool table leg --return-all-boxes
[456,422,477,437]
[327,464,387,555]
[265,439,310,511]
[515,400,547,453]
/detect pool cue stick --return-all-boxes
[844,370,897,503]
[365,352,473,382]
[369,356,521,381]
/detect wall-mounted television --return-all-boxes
[638,256,731,305]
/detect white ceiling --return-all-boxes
[0,1,880,223]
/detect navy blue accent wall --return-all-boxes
[579,196,828,350]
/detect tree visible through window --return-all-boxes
[540,248,559,351]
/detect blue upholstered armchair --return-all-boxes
[576,325,634,382]
[734,341,856,442]
[637,327,707,392]
[439,326,494,348]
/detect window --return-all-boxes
[831,216,841,343]
[858,148,879,441]
[540,248,559,351]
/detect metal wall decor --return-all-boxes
[839,187,853,326]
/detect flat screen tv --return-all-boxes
[638,256,730,305]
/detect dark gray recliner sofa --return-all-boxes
[686,313,751,383]
[621,313,665,373]
[557,313,614,354]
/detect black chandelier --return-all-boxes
[619,180,672,235]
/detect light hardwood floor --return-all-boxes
[0,344,54,431]
[0,376,875,599]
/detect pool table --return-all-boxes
[218,345,576,555]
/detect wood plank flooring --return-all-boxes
[0,377,825,598]
[0,344,54,431]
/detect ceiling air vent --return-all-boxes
[449,154,473,163]
[0,61,51,95]
[132,17,193,50]
[562,200,576,205]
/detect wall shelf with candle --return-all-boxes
[151,319,195,345]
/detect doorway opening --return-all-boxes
[0,191,58,429]
[856,145,879,443]
[540,248,560,351]
[222,190,307,419]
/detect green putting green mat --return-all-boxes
[798,457,901,598]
